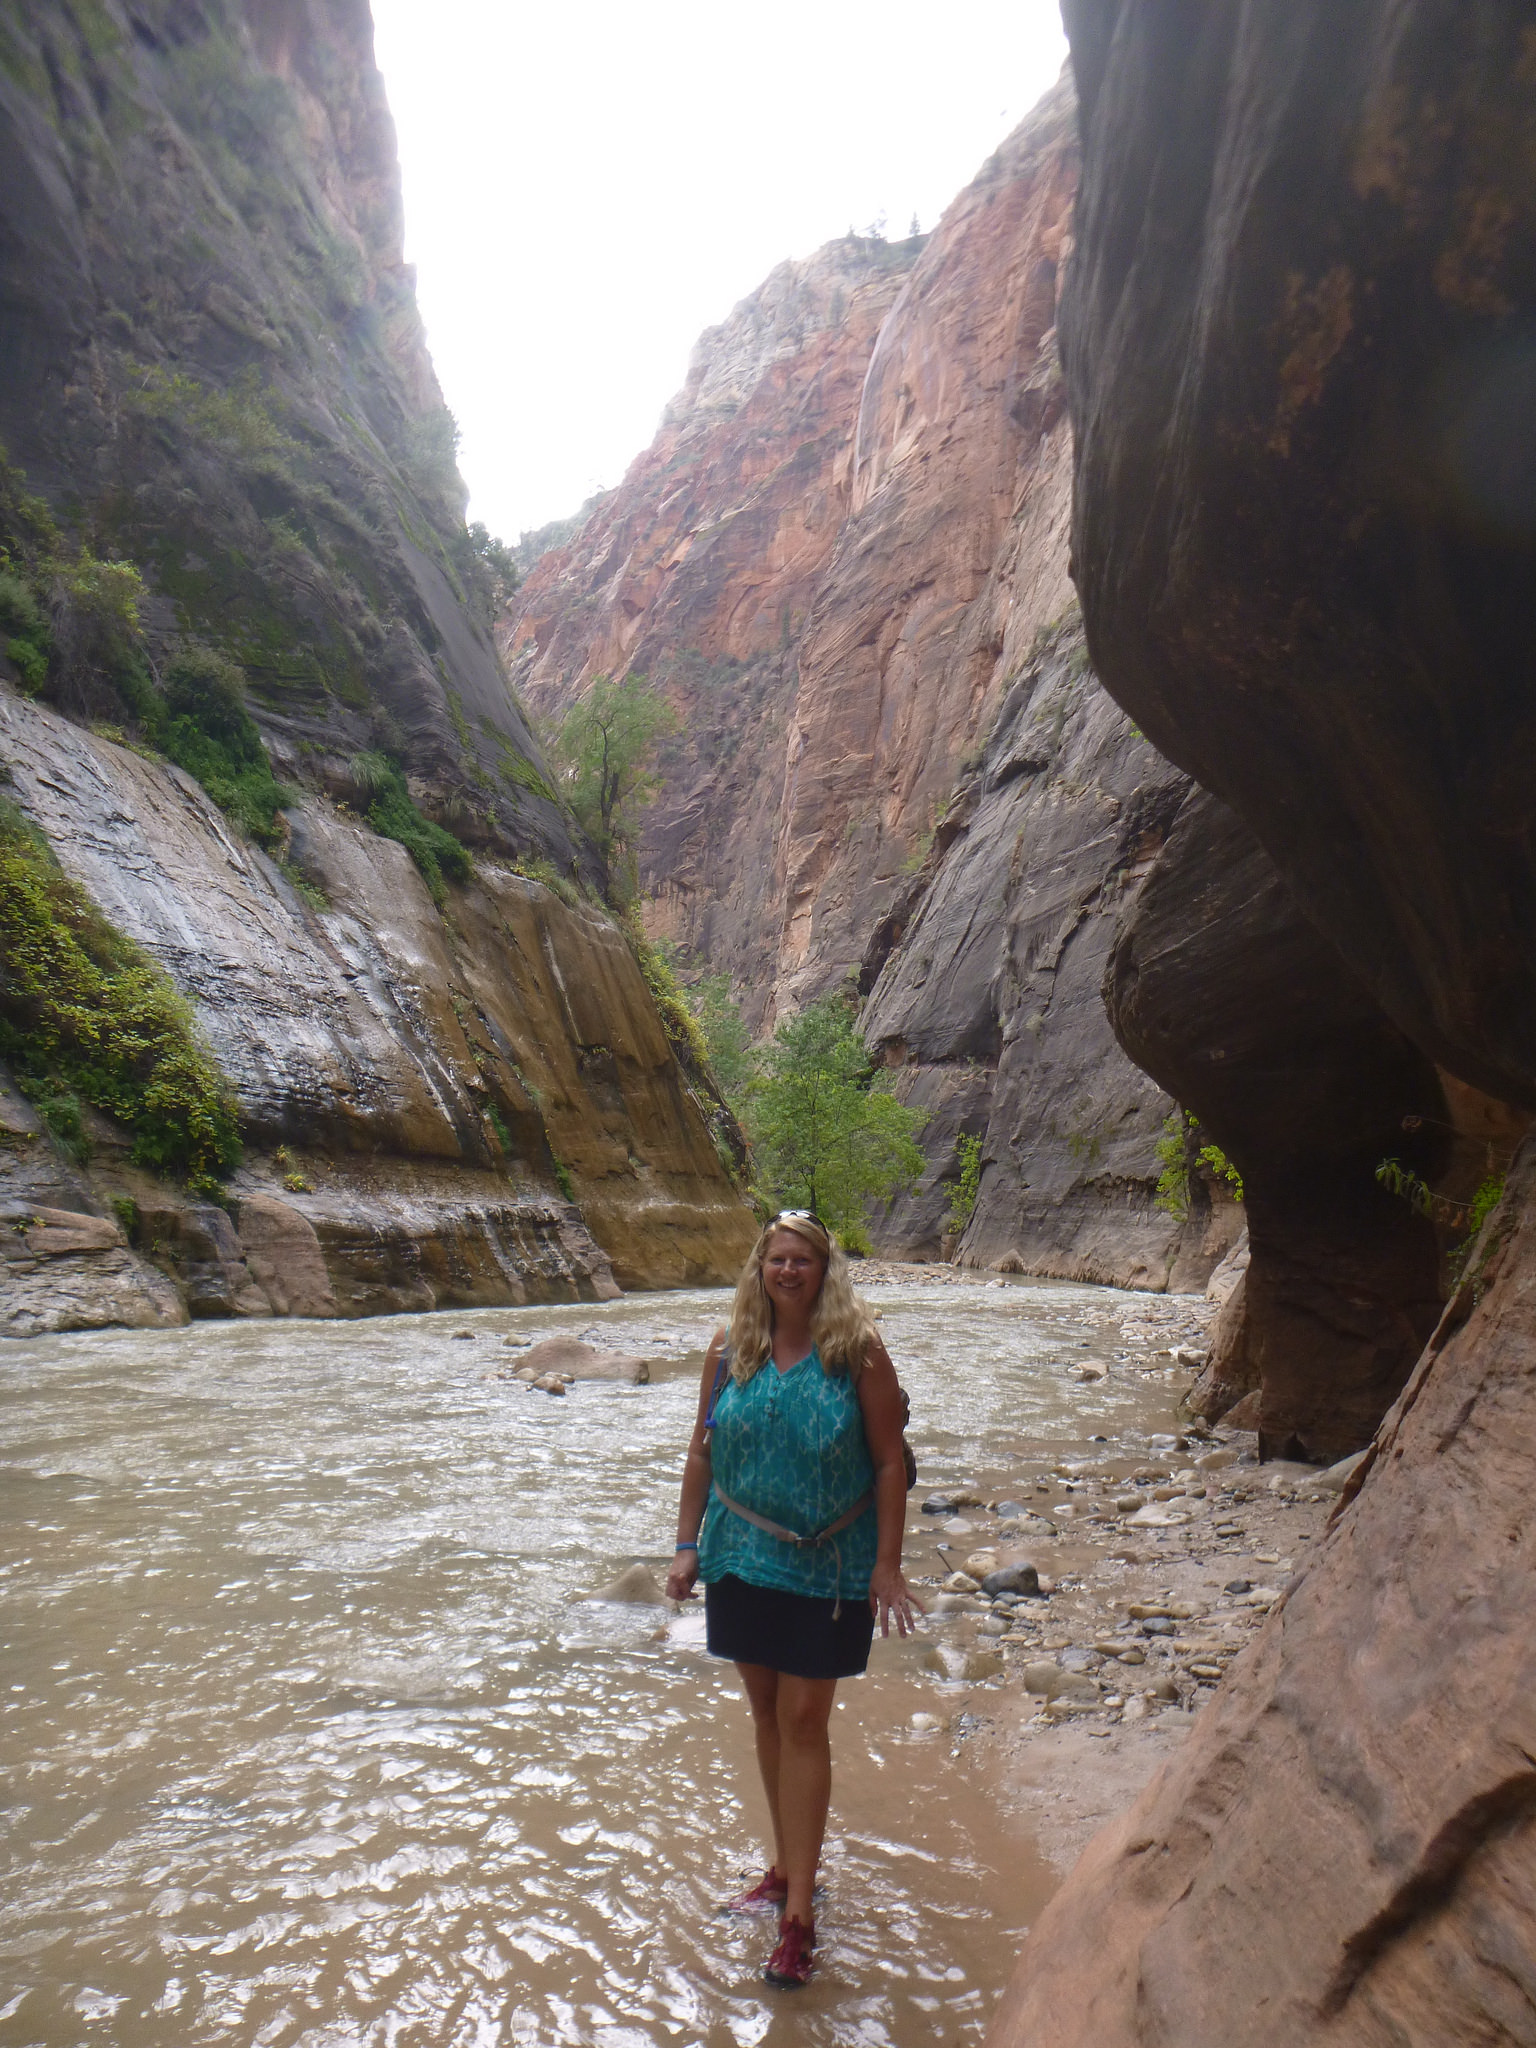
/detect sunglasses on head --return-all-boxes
[769,1209,829,1238]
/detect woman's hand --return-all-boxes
[665,1550,700,1602]
[868,1560,922,1638]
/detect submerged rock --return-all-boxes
[581,1563,665,1606]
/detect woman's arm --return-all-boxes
[664,1327,725,1602]
[856,1333,922,1637]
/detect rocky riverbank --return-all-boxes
[860,1269,1341,1877]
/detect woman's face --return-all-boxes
[761,1230,826,1317]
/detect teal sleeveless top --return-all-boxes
[697,1345,877,1601]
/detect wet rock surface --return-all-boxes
[0,695,754,1334]
[863,631,1231,1286]
[501,1336,651,1384]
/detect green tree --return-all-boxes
[689,968,756,1114]
[750,992,926,1250]
[550,673,677,898]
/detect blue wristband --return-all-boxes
[675,1541,698,1551]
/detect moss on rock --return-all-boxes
[0,796,241,1188]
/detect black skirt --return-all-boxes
[704,1572,876,1680]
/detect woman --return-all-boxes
[664,1211,920,1989]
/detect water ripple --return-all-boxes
[0,1278,1199,2044]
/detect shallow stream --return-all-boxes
[0,1277,1201,2047]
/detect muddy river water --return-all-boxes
[0,1276,1204,2047]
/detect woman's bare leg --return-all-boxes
[774,1674,837,1924]
[736,1662,786,1874]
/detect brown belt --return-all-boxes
[711,1484,873,1549]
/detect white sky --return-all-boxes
[369,0,1069,543]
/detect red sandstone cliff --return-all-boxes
[505,231,923,1017]
[504,88,1081,1025]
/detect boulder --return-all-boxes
[1204,1233,1249,1308]
[1022,1662,1098,1702]
[513,1337,651,1384]
[981,1565,1041,1599]
[234,1192,337,1319]
[0,1197,185,1338]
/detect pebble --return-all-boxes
[910,1712,942,1734]
[944,1572,982,1594]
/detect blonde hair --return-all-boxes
[725,1214,876,1381]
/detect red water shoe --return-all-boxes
[763,1914,816,1988]
[724,1867,788,1914]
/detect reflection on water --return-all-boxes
[0,1278,1192,2045]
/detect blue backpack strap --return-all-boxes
[704,1339,733,1430]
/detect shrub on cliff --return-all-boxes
[0,798,241,1189]
[1155,1110,1244,1218]
[0,446,154,721]
[0,570,49,694]
[349,750,471,906]
[158,646,290,846]
[749,992,926,1250]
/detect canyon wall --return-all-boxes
[505,229,926,1017]
[992,4,1536,2039]
[0,0,755,1334]
[507,80,1229,1285]
[1,688,752,1335]
[0,0,574,853]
